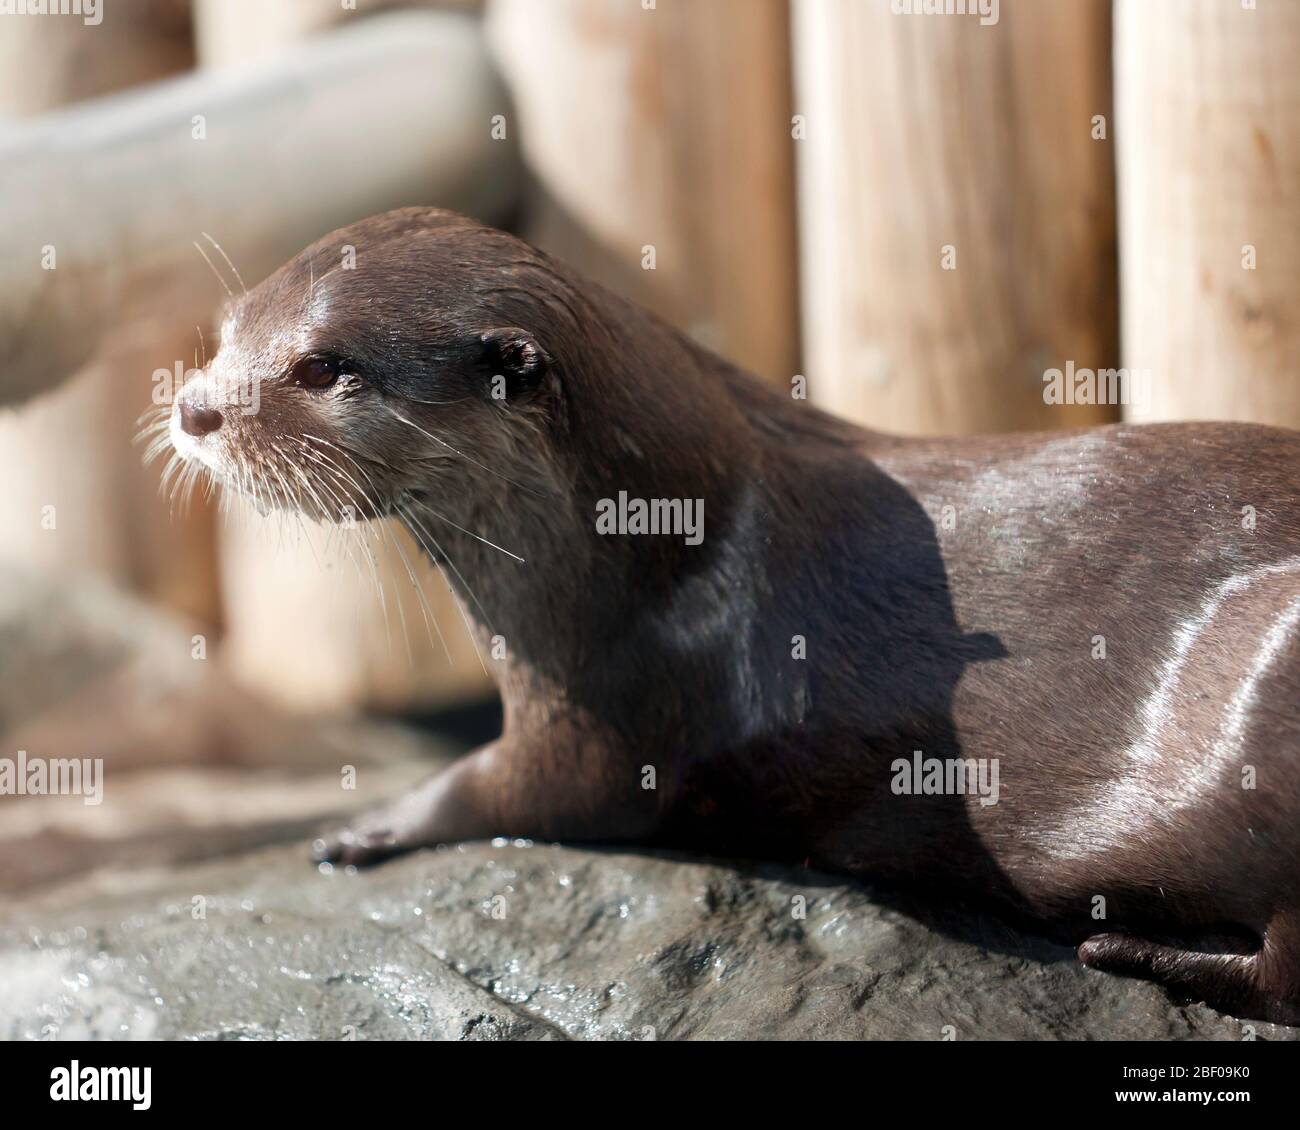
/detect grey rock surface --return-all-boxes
[2,840,1295,1041]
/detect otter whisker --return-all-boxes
[258,455,317,582]
[266,450,313,560]
[396,498,490,675]
[302,441,448,663]
[268,441,338,580]
[181,457,206,513]
[193,239,235,302]
[301,442,449,652]
[137,405,177,468]
[409,497,526,564]
[202,232,247,295]
[244,449,270,527]
[244,452,262,518]
[299,439,472,667]
[394,495,494,632]
[134,401,170,432]
[163,450,205,519]
[263,446,304,519]
[297,446,398,653]
[302,432,401,476]
[297,441,381,519]
[276,441,372,599]
[381,404,542,497]
[159,449,186,502]
[382,516,450,665]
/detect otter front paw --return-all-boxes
[311,823,410,868]
[311,790,438,867]
[310,765,478,867]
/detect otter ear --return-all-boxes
[479,327,550,399]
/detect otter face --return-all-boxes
[164,212,555,527]
[168,343,380,523]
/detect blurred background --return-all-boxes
[0,0,1296,894]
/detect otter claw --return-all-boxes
[311,827,403,868]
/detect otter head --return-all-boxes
[167,208,562,527]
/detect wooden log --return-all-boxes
[792,0,1119,434]
[194,0,482,70]
[0,0,219,627]
[1115,0,1300,426]
[0,10,515,406]
[487,0,800,385]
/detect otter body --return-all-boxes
[169,208,1300,1023]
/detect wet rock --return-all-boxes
[1,840,1294,1041]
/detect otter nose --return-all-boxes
[179,400,223,437]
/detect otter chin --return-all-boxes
[165,206,1300,1025]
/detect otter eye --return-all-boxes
[290,355,341,390]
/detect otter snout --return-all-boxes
[178,399,223,437]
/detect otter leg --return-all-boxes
[312,748,495,867]
[312,739,657,867]
[1078,915,1300,1024]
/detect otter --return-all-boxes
[166,207,1300,1024]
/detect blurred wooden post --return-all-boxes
[1116,0,1300,427]
[197,0,495,712]
[195,0,370,63]
[0,0,221,627]
[0,0,191,118]
[792,0,1119,434]
[194,0,483,67]
[487,0,800,385]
